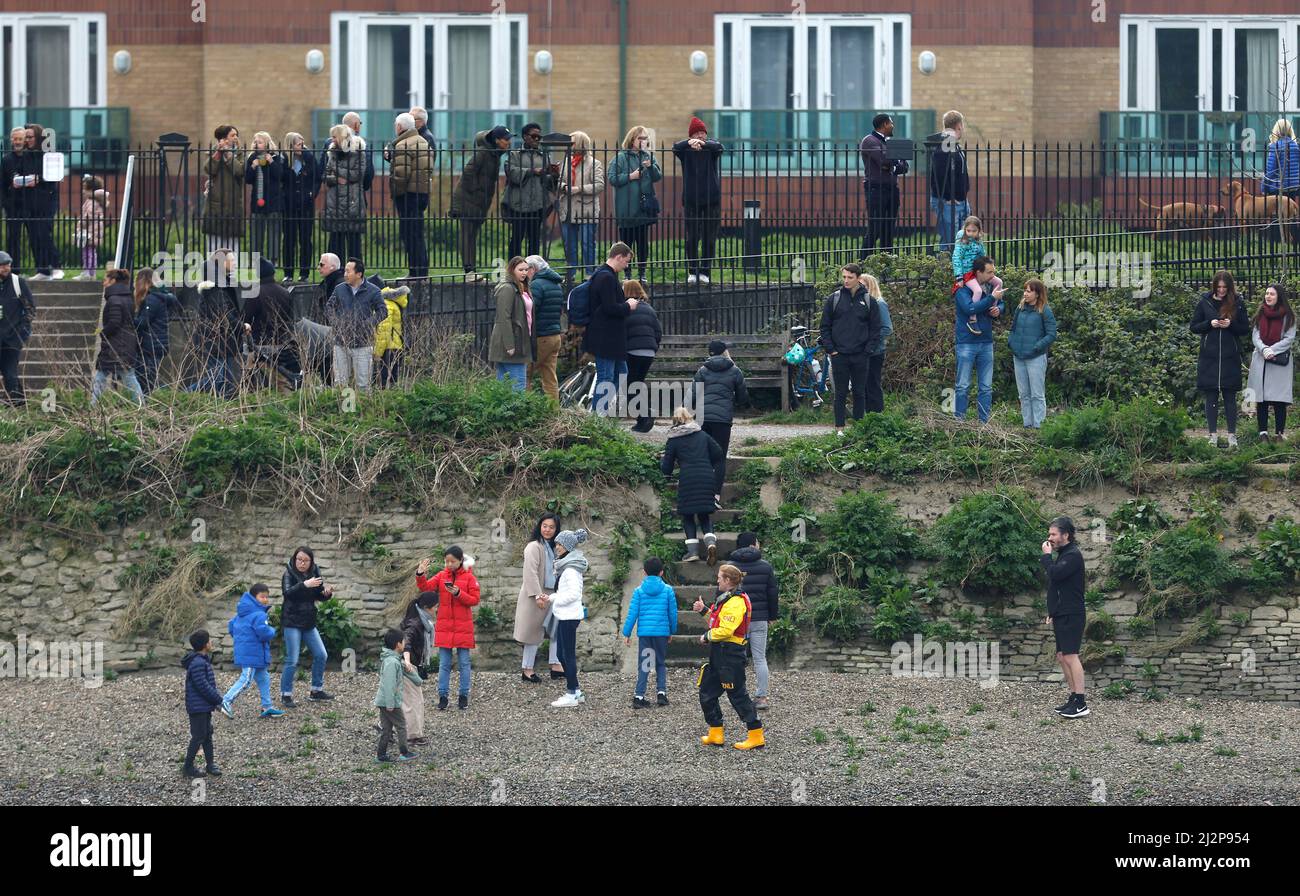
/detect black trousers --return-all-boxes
[862,184,900,253]
[866,352,885,413]
[626,353,654,429]
[396,193,429,277]
[699,642,760,730]
[507,208,546,260]
[832,352,870,427]
[377,349,403,388]
[0,345,24,405]
[1258,401,1288,434]
[1204,389,1239,434]
[681,512,714,540]
[282,212,315,279]
[328,232,362,267]
[5,215,25,272]
[25,216,56,275]
[184,711,214,768]
[702,420,732,496]
[618,224,651,279]
[134,349,165,395]
[684,203,720,277]
[459,217,485,272]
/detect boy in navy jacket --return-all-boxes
[182,629,224,778]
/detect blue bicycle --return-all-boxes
[783,325,831,411]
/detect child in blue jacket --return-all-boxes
[182,629,224,778]
[221,583,283,719]
[622,557,678,708]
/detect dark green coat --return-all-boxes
[529,267,565,338]
[202,150,246,239]
[451,130,506,220]
[488,280,534,364]
[607,149,662,228]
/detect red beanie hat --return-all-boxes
[688,116,708,138]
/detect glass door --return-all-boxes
[1151,25,1209,151]
[358,20,418,112]
[815,22,876,152]
[747,25,798,145]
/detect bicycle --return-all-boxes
[558,360,598,411]
[783,325,831,411]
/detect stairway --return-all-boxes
[21,280,106,391]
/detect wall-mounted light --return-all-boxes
[113,50,132,75]
[918,51,937,76]
[689,50,708,76]
[534,50,553,76]
[306,49,325,74]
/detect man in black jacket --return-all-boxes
[728,533,778,710]
[583,242,637,416]
[0,249,34,404]
[819,262,881,435]
[1041,516,1088,718]
[0,128,27,273]
[859,113,910,254]
[245,256,302,389]
[671,117,724,284]
[926,110,970,256]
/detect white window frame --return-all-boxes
[1121,15,1300,112]
[330,12,528,111]
[714,13,911,111]
[0,13,106,108]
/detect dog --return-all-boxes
[1136,198,1226,233]
[1220,181,1299,242]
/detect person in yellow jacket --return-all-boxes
[373,283,409,388]
[697,564,765,750]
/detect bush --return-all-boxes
[869,581,926,643]
[1085,610,1117,641]
[1108,499,1173,534]
[930,489,1045,595]
[810,586,867,642]
[269,597,360,658]
[1253,516,1300,584]
[1040,397,1187,465]
[815,491,921,585]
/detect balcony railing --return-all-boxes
[310,108,552,162]
[1100,110,1300,174]
[693,109,936,172]
[0,107,130,170]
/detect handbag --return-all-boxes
[637,164,660,221]
[1266,349,1291,366]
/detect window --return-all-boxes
[0,14,105,109]
[331,13,527,113]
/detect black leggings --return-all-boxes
[682,513,713,540]
[1204,389,1238,434]
[185,711,214,768]
[618,225,650,279]
[1258,402,1288,434]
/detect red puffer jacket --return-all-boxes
[417,562,481,649]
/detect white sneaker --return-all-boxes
[1259,431,1270,441]
[837,429,845,437]
[1226,434,1239,449]
[73,272,93,280]
[574,690,586,704]
[687,274,698,285]
[699,274,711,284]
[1206,433,1218,447]
[28,273,50,281]
[464,271,485,283]
[550,692,582,708]
[52,269,65,280]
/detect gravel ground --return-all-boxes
[1,670,1296,806]
[627,420,830,445]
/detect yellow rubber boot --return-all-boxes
[733,727,766,750]
[700,726,725,746]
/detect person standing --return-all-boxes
[608,125,663,281]
[399,591,438,747]
[18,124,60,280]
[1191,270,1250,448]
[1007,278,1057,429]
[375,628,421,763]
[450,125,512,283]
[279,545,335,706]
[819,263,882,435]
[220,583,283,719]
[416,546,481,711]
[132,268,180,396]
[672,118,724,284]
[726,533,777,711]
[622,556,677,708]
[952,256,1005,423]
[244,256,302,390]
[514,512,564,683]
[410,107,438,155]
[318,112,374,205]
[863,273,892,414]
[89,268,144,406]
[697,564,765,750]
[488,256,534,392]
[694,339,747,506]
[280,132,319,284]
[661,406,723,564]
[321,124,368,266]
[191,250,243,399]
[541,528,589,708]
[1248,283,1296,440]
[0,129,27,271]
[74,175,110,280]
[624,279,662,432]
[859,113,909,254]
[324,258,386,393]
[180,630,224,778]
[0,250,34,405]
[245,131,285,269]
[1262,119,1300,207]
[526,255,565,402]
[504,123,555,261]
[1042,517,1088,719]
[926,110,969,255]
[557,131,604,279]
[390,112,433,278]
[583,242,638,415]
[202,125,245,257]
[373,283,409,389]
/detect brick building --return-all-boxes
[1,1,1297,155]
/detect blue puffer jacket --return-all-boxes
[182,650,223,713]
[1007,303,1058,360]
[1263,137,1300,195]
[227,591,276,669]
[622,575,678,638]
[135,286,180,358]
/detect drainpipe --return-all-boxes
[618,0,628,140]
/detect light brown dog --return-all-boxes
[1136,198,1226,233]
[1220,181,1298,241]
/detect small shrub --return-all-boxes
[810,586,866,642]
[815,491,921,585]
[930,489,1044,595]
[869,581,925,643]
[1253,516,1300,583]
[1085,611,1117,642]
[1101,680,1136,700]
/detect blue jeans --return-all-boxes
[954,342,994,422]
[496,362,527,392]
[562,222,597,276]
[281,626,328,695]
[748,620,770,698]
[931,197,970,255]
[188,356,238,399]
[1013,353,1048,428]
[592,356,627,417]
[224,666,272,709]
[438,647,472,698]
[634,635,668,698]
[90,369,144,406]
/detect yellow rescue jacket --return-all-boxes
[706,591,751,645]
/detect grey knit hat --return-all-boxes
[0,251,12,265]
[555,528,589,553]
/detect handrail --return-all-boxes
[113,153,135,270]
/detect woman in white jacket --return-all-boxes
[1247,283,1296,440]
[542,528,588,707]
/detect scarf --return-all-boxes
[555,549,589,578]
[570,153,584,183]
[951,271,979,296]
[415,605,434,659]
[541,538,557,591]
[1259,302,1287,346]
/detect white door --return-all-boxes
[1147,23,1211,146]
[344,17,419,112]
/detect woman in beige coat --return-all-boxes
[557,130,605,277]
[514,512,564,682]
[488,256,534,392]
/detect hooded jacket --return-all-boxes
[660,422,723,515]
[503,145,555,214]
[450,129,506,220]
[375,646,423,709]
[953,282,1004,346]
[693,354,748,424]
[194,261,243,362]
[134,284,180,359]
[182,650,223,713]
[244,257,295,345]
[281,554,329,630]
[373,285,409,356]
[321,134,368,233]
[94,280,139,373]
[726,545,779,623]
[607,148,663,227]
[488,279,533,364]
[389,126,433,198]
[227,591,276,669]
[78,189,110,247]
[417,561,482,649]
[625,301,662,355]
[1190,293,1250,392]
[622,574,678,638]
[325,276,386,348]
[202,147,246,238]
[551,550,589,622]
[528,266,565,338]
